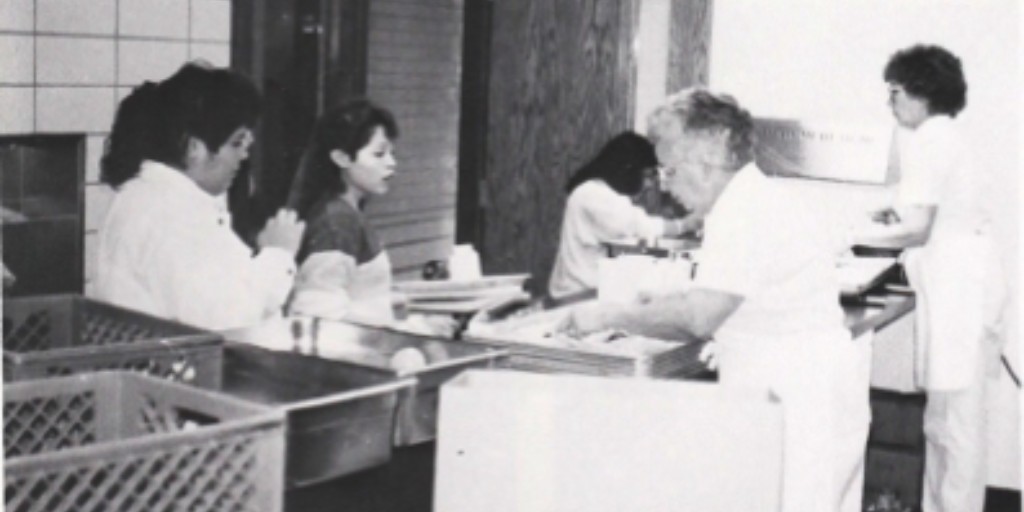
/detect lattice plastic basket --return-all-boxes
[3,294,223,386]
[4,371,286,512]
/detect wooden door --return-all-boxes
[481,0,640,293]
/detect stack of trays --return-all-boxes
[464,304,708,379]
[393,274,530,315]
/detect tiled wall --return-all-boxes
[0,0,232,295]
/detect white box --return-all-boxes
[435,370,783,512]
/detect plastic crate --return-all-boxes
[4,371,286,512]
[3,294,223,386]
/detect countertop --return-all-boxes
[843,286,916,339]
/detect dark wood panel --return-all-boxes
[376,217,455,247]
[365,0,462,275]
[667,0,714,92]
[368,206,455,227]
[482,0,639,292]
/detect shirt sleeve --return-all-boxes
[896,124,954,206]
[575,182,665,241]
[149,226,296,331]
[288,251,357,320]
[691,205,762,298]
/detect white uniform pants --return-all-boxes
[718,334,871,512]
[922,353,988,512]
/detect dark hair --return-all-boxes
[287,98,399,218]
[647,88,755,170]
[101,63,262,188]
[565,131,657,195]
[884,44,967,116]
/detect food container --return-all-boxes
[3,294,222,386]
[317,321,508,445]
[4,371,285,512]
[224,318,507,446]
[464,302,708,379]
[218,342,415,487]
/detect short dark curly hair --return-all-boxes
[884,44,967,117]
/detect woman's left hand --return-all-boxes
[558,302,614,337]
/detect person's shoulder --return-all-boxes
[569,179,622,207]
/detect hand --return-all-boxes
[258,209,306,256]
[558,302,613,337]
[698,340,719,371]
[679,213,704,237]
[870,208,901,225]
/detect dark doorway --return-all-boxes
[230,0,369,242]
[455,0,493,249]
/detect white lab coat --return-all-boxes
[95,161,296,331]
[696,164,868,512]
[549,179,665,298]
[894,115,1004,512]
[895,115,1000,391]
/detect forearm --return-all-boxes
[605,294,707,343]
[854,222,928,249]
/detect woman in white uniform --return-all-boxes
[856,45,1007,512]
[548,131,699,299]
[566,88,868,512]
[287,99,400,323]
[96,63,305,331]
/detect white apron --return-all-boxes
[718,328,870,512]
[905,233,998,391]
[345,251,396,325]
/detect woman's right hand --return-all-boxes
[258,209,306,256]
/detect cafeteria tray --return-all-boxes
[464,304,707,379]
[3,294,222,386]
[4,371,285,512]
[219,342,415,487]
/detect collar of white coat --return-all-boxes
[137,160,230,214]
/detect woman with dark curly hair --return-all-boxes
[96,62,305,330]
[857,44,1007,512]
[548,131,700,299]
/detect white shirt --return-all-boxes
[95,161,296,331]
[695,164,847,343]
[895,116,998,390]
[548,180,665,298]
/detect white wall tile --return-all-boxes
[119,0,189,39]
[190,0,231,41]
[0,87,34,133]
[189,43,230,68]
[86,134,107,183]
[84,278,98,298]
[36,87,116,133]
[37,37,115,85]
[37,0,116,35]
[0,0,33,31]
[85,183,114,231]
[84,230,99,281]
[0,35,34,84]
[118,40,189,86]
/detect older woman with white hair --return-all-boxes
[566,88,867,512]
